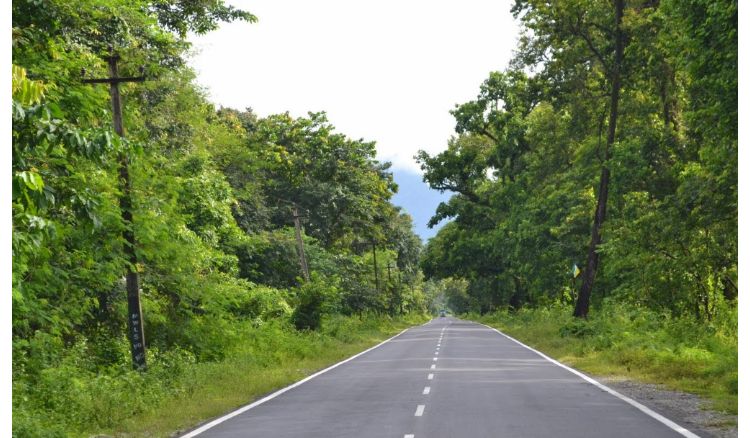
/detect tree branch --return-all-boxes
[568,13,611,73]
[479,126,499,143]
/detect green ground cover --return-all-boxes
[470,302,737,415]
[13,314,427,437]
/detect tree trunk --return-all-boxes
[510,275,524,310]
[573,0,624,318]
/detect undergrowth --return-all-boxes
[469,300,737,414]
[13,313,427,437]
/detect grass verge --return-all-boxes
[116,313,426,437]
[467,302,737,415]
[13,313,428,437]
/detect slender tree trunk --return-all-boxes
[573,0,624,318]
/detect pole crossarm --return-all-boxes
[82,76,145,84]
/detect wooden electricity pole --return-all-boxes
[83,47,147,370]
[398,268,403,314]
[371,241,380,293]
[386,262,400,314]
[292,206,310,282]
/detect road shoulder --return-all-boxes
[596,376,737,438]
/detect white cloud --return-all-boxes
[189,0,519,173]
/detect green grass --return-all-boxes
[13,313,428,437]
[114,314,426,437]
[469,302,737,415]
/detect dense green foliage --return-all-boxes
[474,302,737,413]
[12,0,738,434]
[419,0,737,321]
[12,0,431,435]
[418,0,736,414]
[13,313,427,436]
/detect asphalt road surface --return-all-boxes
[182,317,701,438]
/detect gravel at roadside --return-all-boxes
[596,375,737,438]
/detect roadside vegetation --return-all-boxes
[12,1,431,437]
[470,303,737,414]
[12,0,736,436]
[418,0,737,419]
[14,313,426,437]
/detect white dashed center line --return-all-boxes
[405,327,444,436]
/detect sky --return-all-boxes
[390,168,451,240]
[187,0,521,239]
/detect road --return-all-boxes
[182,317,700,438]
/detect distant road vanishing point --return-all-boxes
[181,317,701,438]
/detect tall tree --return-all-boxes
[512,0,629,317]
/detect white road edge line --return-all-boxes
[179,327,412,437]
[423,386,431,395]
[415,405,425,416]
[481,323,702,438]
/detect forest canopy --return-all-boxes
[418,0,737,320]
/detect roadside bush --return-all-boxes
[291,275,340,331]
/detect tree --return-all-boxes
[512,0,629,318]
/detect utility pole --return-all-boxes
[386,262,399,315]
[83,47,147,370]
[372,241,379,293]
[397,266,403,314]
[292,206,310,282]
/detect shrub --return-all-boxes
[291,275,339,331]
